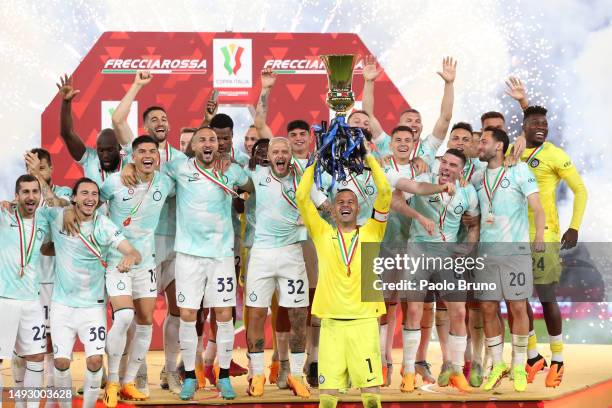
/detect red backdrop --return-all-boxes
[40,32,412,350]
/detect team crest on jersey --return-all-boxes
[249,291,257,302]
[153,191,162,201]
[530,159,539,168]
[453,205,464,214]
[221,175,229,184]
[265,177,271,184]
[128,188,134,195]
[178,292,185,303]
[117,280,126,290]
[341,180,348,186]
[501,179,510,188]
[188,173,200,182]
[365,186,375,195]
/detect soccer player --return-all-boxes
[362,56,456,167]
[379,126,436,386]
[112,70,186,394]
[23,149,72,390]
[99,136,175,405]
[57,75,127,187]
[473,127,545,392]
[244,126,259,156]
[401,148,480,393]
[39,177,141,408]
[296,152,391,408]
[211,113,251,167]
[0,175,51,408]
[511,105,587,386]
[244,138,312,398]
[162,126,252,400]
[179,128,197,153]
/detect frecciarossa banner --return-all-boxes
[41,32,411,185]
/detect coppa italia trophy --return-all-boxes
[312,54,368,191]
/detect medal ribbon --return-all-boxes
[124,174,156,226]
[76,214,107,268]
[437,191,451,242]
[15,209,36,277]
[269,169,299,209]
[525,145,543,166]
[291,156,306,176]
[193,159,238,197]
[390,158,415,179]
[463,159,475,181]
[410,138,422,160]
[337,227,359,276]
[350,173,368,200]
[484,167,506,213]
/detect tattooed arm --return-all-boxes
[253,68,275,139]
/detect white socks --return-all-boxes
[24,361,44,408]
[435,308,450,362]
[512,334,529,367]
[449,334,468,372]
[107,308,134,383]
[83,368,103,408]
[163,314,180,372]
[485,335,504,365]
[124,324,152,383]
[179,320,197,372]
[216,320,234,370]
[53,367,72,408]
[290,352,306,377]
[402,329,420,373]
[250,352,264,375]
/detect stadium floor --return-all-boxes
[1,343,611,407]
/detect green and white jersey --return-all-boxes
[0,208,50,301]
[38,208,125,308]
[155,144,185,237]
[431,157,487,187]
[412,133,443,168]
[320,169,378,227]
[232,147,250,167]
[77,147,132,187]
[372,132,391,159]
[101,171,175,271]
[383,160,417,244]
[474,162,538,255]
[39,185,73,284]
[164,158,249,258]
[249,166,307,249]
[243,193,256,249]
[409,173,479,243]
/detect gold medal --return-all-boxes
[486,212,495,224]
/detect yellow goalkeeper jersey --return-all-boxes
[296,155,390,319]
[510,141,587,237]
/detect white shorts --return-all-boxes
[39,283,53,329]
[175,252,236,309]
[155,235,176,292]
[474,255,534,301]
[246,243,309,308]
[50,302,106,359]
[0,298,46,359]
[106,266,157,300]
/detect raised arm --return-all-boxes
[391,190,435,235]
[431,57,456,141]
[25,151,69,207]
[253,69,275,140]
[57,75,86,161]
[505,76,528,158]
[111,70,153,146]
[362,55,385,140]
[296,163,326,236]
[367,154,391,214]
[394,177,455,197]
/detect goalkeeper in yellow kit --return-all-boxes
[296,154,390,408]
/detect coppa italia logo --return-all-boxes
[221,44,244,75]
[213,38,252,89]
[263,58,365,75]
[102,58,207,74]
